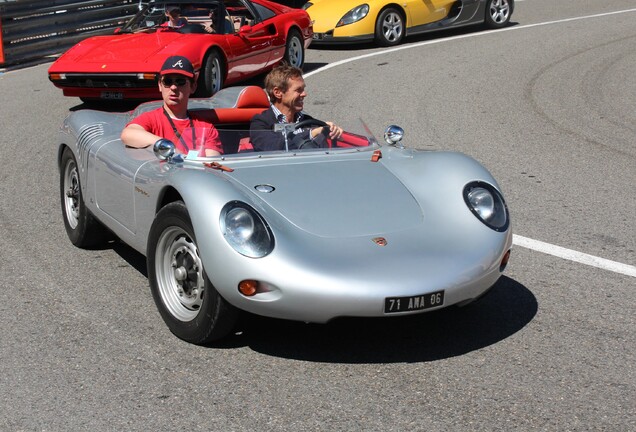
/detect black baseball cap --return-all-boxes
[159,55,195,79]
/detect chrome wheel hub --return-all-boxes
[64,162,80,229]
[287,37,303,67]
[489,0,510,24]
[382,12,403,42]
[156,227,205,322]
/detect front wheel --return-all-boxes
[197,50,224,97]
[484,0,512,28]
[375,8,404,47]
[147,202,238,344]
[284,29,304,68]
[60,148,108,247]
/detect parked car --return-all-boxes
[48,0,312,102]
[58,86,512,344]
[304,0,514,46]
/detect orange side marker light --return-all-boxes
[238,280,258,296]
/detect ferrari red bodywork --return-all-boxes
[48,0,312,102]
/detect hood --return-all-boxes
[228,158,423,238]
[305,0,373,31]
[51,33,197,73]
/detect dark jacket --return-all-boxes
[250,108,324,152]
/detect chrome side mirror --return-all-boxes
[153,139,176,161]
[384,125,404,148]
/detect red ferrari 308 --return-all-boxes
[48,0,312,102]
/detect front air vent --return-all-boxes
[77,123,104,164]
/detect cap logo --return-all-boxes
[172,60,184,68]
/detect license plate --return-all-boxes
[100,91,123,100]
[384,290,444,313]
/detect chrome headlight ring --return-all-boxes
[337,4,369,27]
[220,202,274,258]
[463,181,509,232]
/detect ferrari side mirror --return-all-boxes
[238,25,252,35]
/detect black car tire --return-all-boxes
[147,201,238,344]
[284,29,304,68]
[60,147,108,247]
[375,7,404,47]
[484,0,512,29]
[197,50,224,97]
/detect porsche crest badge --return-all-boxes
[372,237,387,246]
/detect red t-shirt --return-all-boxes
[127,107,223,155]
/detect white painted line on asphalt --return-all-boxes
[513,235,636,278]
[305,8,636,79]
[306,8,636,277]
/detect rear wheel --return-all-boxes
[375,8,404,47]
[60,148,108,247]
[284,29,304,68]
[484,0,512,28]
[197,50,224,97]
[147,202,238,344]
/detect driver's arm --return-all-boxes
[250,113,285,151]
[311,121,343,140]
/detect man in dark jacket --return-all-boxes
[250,64,343,151]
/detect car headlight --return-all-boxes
[337,4,369,27]
[302,2,313,10]
[463,182,509,232]
[220,202,274,258]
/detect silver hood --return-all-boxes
[226,158,423,238]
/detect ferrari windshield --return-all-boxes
[120,1,257,35]
[153,124,378,161]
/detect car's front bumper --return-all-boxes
[310,31,374,45]
[49,72,161,100]
[204,224,513,323]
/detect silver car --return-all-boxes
[59,86,513,344]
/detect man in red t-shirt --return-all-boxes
[121,55,223,157]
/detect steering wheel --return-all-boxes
[294,118,329,131]
[292,119,332,149]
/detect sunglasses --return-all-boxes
[161,77,189,87]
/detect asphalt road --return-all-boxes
[1,0,634,430]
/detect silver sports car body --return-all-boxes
[58,86,513,344]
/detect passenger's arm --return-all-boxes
[121,124,163,148]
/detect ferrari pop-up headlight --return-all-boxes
[337,4,369,27]
[463,182,509,232]
[221,202,274,258]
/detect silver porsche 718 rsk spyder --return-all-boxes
[58,86,512,344]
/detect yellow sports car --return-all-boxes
[304,0,514,46]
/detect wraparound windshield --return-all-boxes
[149,125,378,161]
[119,1,258,35]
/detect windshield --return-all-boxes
[154,122,379,162]
[120,1,242,35]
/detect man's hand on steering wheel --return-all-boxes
[323,121,343,140]
[294,118,343,140]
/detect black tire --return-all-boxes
[484,0,512,29]
[284,29,304,68]
[147,201,238,344]
[196,50,224,97]
[60,147,108,247]
[375,7,404,47]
